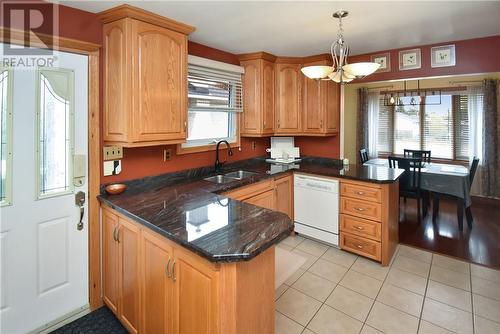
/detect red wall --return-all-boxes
[349,35,500,83]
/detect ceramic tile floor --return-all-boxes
[275,235,500,334]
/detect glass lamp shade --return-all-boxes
[328,70,354,83]
[301,65,333,80]
[342,62,380,78]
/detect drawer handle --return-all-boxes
[356,191,365,195]
[354,225,364,230]
[166,258,172,278]
[356,244,363,249]
[354,207,365,212]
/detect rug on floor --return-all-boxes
[50,306,127,334]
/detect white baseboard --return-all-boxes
[30,304,91,334]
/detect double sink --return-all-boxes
[204,170,259,184]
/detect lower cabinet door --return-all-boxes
[275,175,293,218]
[142,231,174,334]
[118,218,141,334]
[173,249,219,334]
[244,189,275,210]
[102,209,120,315]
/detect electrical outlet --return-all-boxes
[163,148,172,161]
[252,141,257,150]
[103,146,123,161]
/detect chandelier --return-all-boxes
[301,10,380,84]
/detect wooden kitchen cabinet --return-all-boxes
[275,63,302,134]
[339,179,399,266]
[103,209,120,315]
[141,230,174,334]
[102,207,141,333]
[239,53,276,136]
[99,5,194,147]
[173,247,220,334]
[244,189,275,210]
[301,60,340,135]
[274,175,293,219]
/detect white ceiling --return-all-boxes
[62,1,500,57]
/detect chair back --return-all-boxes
[469,157,480,189]
[388,156,423,193]
[404,149,431,163]
[359,149,369,164]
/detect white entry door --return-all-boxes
[0,44,89,334]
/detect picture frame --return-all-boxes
[399,48,421,70]
[371,52,391,73]
[431,44,456,68]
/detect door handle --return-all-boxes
[75,191,85,231]
[171,260,176,282]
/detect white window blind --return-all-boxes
[373,92,479,161]
[423,95,453,159]
[0,68,12,206]
[377,98,392,154]
[393,96,420,154]
[184,56,244,148]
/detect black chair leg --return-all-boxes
[457,198,464,231]
[423,192,429,217]
[432,195,439,222]
[465,206,473,229]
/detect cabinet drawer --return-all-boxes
[340,214,381,241]
[341,182,381,203]
[340,197,381,221]
[340,232,381,261]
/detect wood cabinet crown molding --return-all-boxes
[98,4,195,35]
[238,52,277,62]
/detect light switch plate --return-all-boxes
[103,146,123,161]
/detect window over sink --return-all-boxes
[180,56,244,152]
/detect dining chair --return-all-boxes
[432,157,480,231]
[388,156,425,223]
[359,149,369,164]
[404,149,432,164]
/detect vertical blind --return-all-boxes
[375,93,480,160]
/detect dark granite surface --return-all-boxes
[98,157,404,263]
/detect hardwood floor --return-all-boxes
[399,196,500,270]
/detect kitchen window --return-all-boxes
[375,91,483,161]
[180,56,243,152]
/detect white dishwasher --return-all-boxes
[294,174,339,246]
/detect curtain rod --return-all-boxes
[368,85,393,90]
[449,80,483,85]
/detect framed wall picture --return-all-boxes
[371,52,391,72]
[399,48,421,70]
[431,45,456,67]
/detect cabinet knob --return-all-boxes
[354,207,365,212]
[356,191,365,195]
[354,225,364,230]
[356,244,363,249]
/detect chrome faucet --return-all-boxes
[214,140,234,173]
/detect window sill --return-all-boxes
[176,138,240,155]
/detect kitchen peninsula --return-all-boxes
[98,157,403,334]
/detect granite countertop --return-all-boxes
[98,157,404,263]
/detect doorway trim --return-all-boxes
[0,27,103,310]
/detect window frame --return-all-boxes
[376,92,472,162]
[177,56,244,155]
[35,68,75,200]
[0,67,13,207]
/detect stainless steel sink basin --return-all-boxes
[203,175,239,184]
[224,170,259,180]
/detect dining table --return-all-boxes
[364,158,471,207]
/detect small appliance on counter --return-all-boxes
[265,137,301,164]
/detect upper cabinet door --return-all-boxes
[241,60,260,135]
[275,63,302,134]
[302,68,324,133]
[325,81,340,133]
[131,20,187,143]
[103,20,129,143]
[261,60,275,134]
